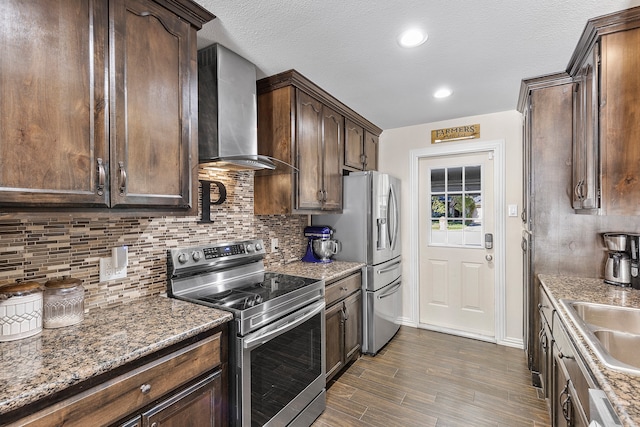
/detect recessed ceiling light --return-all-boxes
[398,28,428,48]
[433,88,453,99]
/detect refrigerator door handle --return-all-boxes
[377,217,387,250]
[388,184,400,251]
[377,260,402,274]
[377,279,402,299]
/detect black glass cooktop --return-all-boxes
[196,272,318,311]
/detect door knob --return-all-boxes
[485,254,493,262]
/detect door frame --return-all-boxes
[409,139,508,345]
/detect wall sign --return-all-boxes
[199,180,227,223]
[431,124,480,144]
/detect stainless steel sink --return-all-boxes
[570,301,640,335]
[560,299,640,375]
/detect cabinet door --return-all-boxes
[296,90,324,211]
[110,0,193,209]
[344,290,362,362]
[572,44,599,211]
[344,119,364,170]
[540,319,553,402]
[553,346,589,427]
[321,106,344,211]
[325,302,345,382]
[0,0,109,207]
[553,352,571,427]
[142,371,222,427]
[363,131,378,171]
[600,28,640,215]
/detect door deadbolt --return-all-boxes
[485,233,493,249]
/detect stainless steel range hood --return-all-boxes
[197,44,275,171]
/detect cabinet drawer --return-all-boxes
[11,332,222,427]
[326,272,361,307]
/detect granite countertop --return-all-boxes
[0,296,232,418]
[538,274,640,427]
[268,260,365,283]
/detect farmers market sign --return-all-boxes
[431,124,480,144]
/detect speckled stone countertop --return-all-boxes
[268,260,365,283]
[0,296,232,418]
[538,274,640,427]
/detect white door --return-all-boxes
[418,151,495,339]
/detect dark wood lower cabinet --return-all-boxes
[325,272,362,383]
[551,312,590,427]
[120,371,222,427]
[343,291,362,363]
[325,301,345,380]
[8,328,227,427]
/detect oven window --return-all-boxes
[250,312,322,426]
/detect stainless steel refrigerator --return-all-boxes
[313,171,402,354]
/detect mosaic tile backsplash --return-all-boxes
[0,170,308,311]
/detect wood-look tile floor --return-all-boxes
[312,326,550,427]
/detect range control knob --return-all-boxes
[246,244,254,253]
[177,253,188,264]
[192,251,202,262]
[255,242,263,251]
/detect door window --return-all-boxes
[429,165,482,247]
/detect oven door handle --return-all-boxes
[243,300,325,351]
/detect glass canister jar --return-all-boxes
[43,276,84,328]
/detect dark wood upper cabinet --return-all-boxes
[567,7,640,215]
[0,0,213,211]
[0,1,109,207]
[344,120,365,170]
[255,70,381,215]
[363,130,379,171]
[295,90,343,212]
[571,44,599,211]
[345,119,379,172]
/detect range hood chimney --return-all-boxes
[197,44,275,171]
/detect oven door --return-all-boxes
[236,299,326,427]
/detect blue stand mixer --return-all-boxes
[302,226,339,263]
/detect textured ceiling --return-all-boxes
[194,0,640,130]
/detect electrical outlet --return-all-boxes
[100,257,127,282]
[271,238,279,253]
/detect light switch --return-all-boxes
[508,204,518,217]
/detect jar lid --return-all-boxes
[0,281,42,298]
[45,276,82,289]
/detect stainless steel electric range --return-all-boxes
[167,239,326,427]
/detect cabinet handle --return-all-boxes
[96,158,105,196]
[560,381,572,422]
[140,383,151,394]
[574,179,585,201]
[323,189,328,201]
[360,154,367,166]
[151,423,158,427]
[558,352,574,360]
[342,302,349,321]
[521,208,527,223]
[317,189,324,202]
[118,161,127,195]
[340,286,348,292]
[539,328,547,350]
